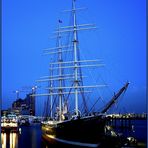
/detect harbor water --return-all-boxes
[1,120,147,148]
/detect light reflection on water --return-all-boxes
[1,125,41,148]
[1,133,6,148]
[1,132,18,148]
[1,121,146,148]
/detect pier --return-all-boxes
[106,113,147,129]
[105,113,147,147]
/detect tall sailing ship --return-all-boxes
[33,0,130,147]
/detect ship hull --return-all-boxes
[42,115,106,147]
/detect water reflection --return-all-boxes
[1,133,6,148]
[1,132,18,148]
[10,133,18,148]
[18,125,42,148]
[0,122,146,148]
[1,125,41,148]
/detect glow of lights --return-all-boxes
[10,133,17,148]
[1,133,6,148]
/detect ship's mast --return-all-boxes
[33,0,106,118]
[49,63,53,119]
[57,20,63,121]
[72,0,79,116]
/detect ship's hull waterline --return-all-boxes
[41,115,107,147]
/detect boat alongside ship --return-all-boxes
[33,0,137,147]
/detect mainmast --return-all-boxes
[72,0,79,116]
[57,20,63,121]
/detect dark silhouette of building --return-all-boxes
[12,93,35,116]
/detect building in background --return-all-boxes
[11,93,35,116]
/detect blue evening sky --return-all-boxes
[2,0,146,115]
